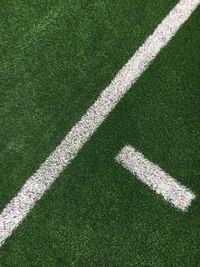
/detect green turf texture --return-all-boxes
[0,0,200,266]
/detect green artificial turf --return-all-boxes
[0,0,200,266]
[0,0,177,211]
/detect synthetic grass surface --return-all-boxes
[0,1,200,266]
[0,0,177,211]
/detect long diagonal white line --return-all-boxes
[0,0,199,247]
[116,146,195,211]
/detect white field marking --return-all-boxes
[0,0,199,247]
[116,145,195,211]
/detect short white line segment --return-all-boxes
[0,0,199,247]
[116,145,195,211]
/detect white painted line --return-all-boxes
[116,145,195,211]
[0,0,199,247]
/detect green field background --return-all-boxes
[0,1,200,266]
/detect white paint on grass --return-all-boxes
[116,145,195,211]
[0,0,199,247]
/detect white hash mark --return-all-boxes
[116,145,195,211]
